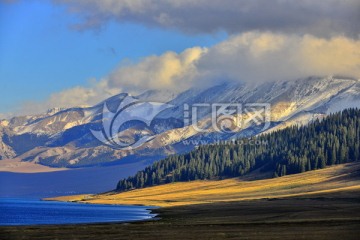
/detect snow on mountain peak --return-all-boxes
[1,76,359,166]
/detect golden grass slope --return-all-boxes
[49,162,360,207]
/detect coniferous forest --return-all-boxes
[116,108,360,191]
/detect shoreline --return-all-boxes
[43,197,162,224]
[43,195,161,208]
[0,217,161,228]
[0,198,159,227]
[0,158,68,173]
[2,193,360,240]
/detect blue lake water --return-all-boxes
[0,198,157,226]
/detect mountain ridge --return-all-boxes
[0,76,359,168]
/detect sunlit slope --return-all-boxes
[51,162,360,207]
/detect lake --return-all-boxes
[0,198,157,226]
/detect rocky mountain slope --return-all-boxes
[0,76,359,168]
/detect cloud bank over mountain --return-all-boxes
[19,32,359,115]
[195,33,360,84]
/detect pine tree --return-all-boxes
[116,109,360,192]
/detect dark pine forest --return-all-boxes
[116,108,360,191]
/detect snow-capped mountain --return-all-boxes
[0,76,359,167]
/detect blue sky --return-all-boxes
[0,0,358,117]
[0,0,226,114]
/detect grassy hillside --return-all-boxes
[116,108,360,192]
[50,161,360,207]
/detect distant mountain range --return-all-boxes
[1,76,359,168]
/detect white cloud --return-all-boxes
[55,0,360,37]
[107,47,205,93]
[195,32,360,83]
[7,32,360,117]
